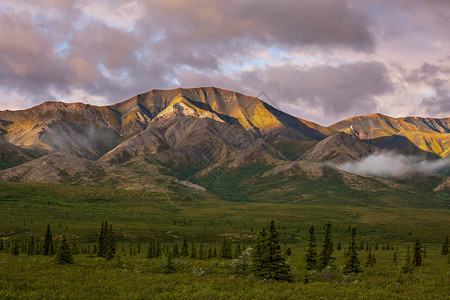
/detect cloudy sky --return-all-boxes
[0,0,449,125]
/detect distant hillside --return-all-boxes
[330,113,449,158]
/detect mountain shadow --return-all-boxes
[366,135,440,159]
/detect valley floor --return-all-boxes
[0,248,448,299]
[0,182,448,298]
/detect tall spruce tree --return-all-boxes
[43,224,54,256]
[441,235,449,255]
[105,224,116,261]
[147,237,154,258]
[207,246,213,259]
[55,236,73,264]
[181,236,189,257]
[27,235,35,255]
[220,237,232,259]
[199,243,204,260]
[251,227,268,277]
[343,227,362,274]
[156,237,161,258]
[97,221,115,260]
[190,241,197,259]
[97,222,105,257]
[11,242,19,255]
[305,225,317,270]
[251,221,292,281]
[318,222,335,270]
[413,238,422,266]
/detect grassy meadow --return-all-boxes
[0,182,449,298]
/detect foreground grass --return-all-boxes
[0,182,449,298]
[0,246,449,299]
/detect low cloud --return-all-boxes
[333,152,450,178]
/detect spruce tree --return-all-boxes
[97,221,115,260]
[234,242,241,259]
[97,222,105,257]
[285,247,291,256]
[147,237,154,258]
[156,237,161,258]
[343,227,362,274]
[365,246,376,267]
[105,224,116,261]
[400,246,413,274]
[266,220,292,281]
[305,225,317,270]
[318,222,335,270]
[413,238,422,266]
[55,236,74,264]
[190,241,197,259]
[181,236,189,257]
[199,243,204,260]
[393,250,397,263]
[27,235,35,255]
[43,224,54,256]
[11,242,19,255]
[172,243,180,258]
[164,253,176,274]
[251,227,268,277]
[251,221,292,281]
[207,246,213,259]
[405,246,411,265]
[441,235,449,255]
[220,237,232,259]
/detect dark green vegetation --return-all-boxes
[0,182,449,298]
[251,221,292,281]
[55,236,73,265]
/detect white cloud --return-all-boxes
[333,152,450,178]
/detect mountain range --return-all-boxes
[0,87,448,205]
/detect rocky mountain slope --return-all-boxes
[330,113,450,158]
[301,132,379,164]
[0,87,448,205]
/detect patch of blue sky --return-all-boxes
[74,8,137,33]
[56,40,71,59]
[424,91,436,97]
[98,63,132,85]
[222,45,312,75]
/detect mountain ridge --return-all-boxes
[0,87,448,204]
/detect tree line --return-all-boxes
[0,221,448,279]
